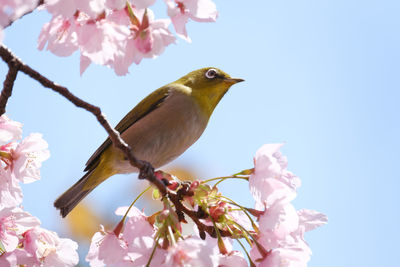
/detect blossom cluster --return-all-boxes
[0,0,218,75]
[86,206,248,266]
[86,144,327,267]
[249,144,328,266]
[0,115,79,266]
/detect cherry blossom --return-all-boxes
[11,133,50,184]
[76,13,131,75]
[0,172,22,209]
[0,251,17,267]
[258,200,299,240]
[21,227,79,267]
[248,144,327,266]
[39,3,176,75]
[165,0,217,41]
[218,251,248,267]
[38,15,79,57]
[0,116,48,208]
[132,0,157,9]
[163,236,219,266]
[0,115,78,266]
[0,0,39,27]
[86,206,166,267]
[105,0,127,10]
[0,207,40,253]
[0,115,22,145]
[109,8,176,75]
[297,209,328,232]
[37,0,217,75]
[86,225,128,267]
[249,144,300,210]
[44,0,105,19]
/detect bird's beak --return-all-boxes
[223,77,245,84]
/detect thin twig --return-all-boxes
[168,192,232,238]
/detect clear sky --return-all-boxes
[1,0,400,266]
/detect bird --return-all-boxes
[54,67,244,217]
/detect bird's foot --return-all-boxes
[138,160,154,180]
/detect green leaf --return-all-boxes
[152,189,160,200]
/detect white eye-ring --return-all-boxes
[205,68,218,79]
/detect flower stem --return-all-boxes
[121,186,151,223]
[145,234,161,267]
[203,175,249,185]
[220,195,259,233]
[227,225,256,267]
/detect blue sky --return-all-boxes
[1,0,400,266]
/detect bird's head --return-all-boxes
[176,67,244,117]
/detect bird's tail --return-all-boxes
[54,166,108,218]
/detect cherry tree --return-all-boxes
[0,1,327,266]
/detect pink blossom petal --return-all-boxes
[75,0,105,19]
[0,171,23,209]
[170,14,191,42]
[126,235,166,266]
[0,207,40,253]
[258,201,299,240]
[105,0,127,10]
[185,0,218,22]
[86,225,128,266]
[12,133,50,184]
[165,0,217,41]
[253,143,286,179]
[38,16,79,57]
[86,231,105,267]
[45,0,77,18]
[0,251,17,267]
[78,19,130,74]
[14,248,39,266]
[250,177,296,210]
[297,209,328,232]
[258,247,309,267]
[80,54,92,75]
[0,115,22,145]
[0,0,39,27]
[218,251,248,267]
[23,227,78,267]
[98,232,128,264]
[132,0,157,9]
[164,236,218,267]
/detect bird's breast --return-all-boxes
[114,93,208,173]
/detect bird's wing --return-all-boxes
[84,86,173,172]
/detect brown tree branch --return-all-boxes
[168,191,232,238]
[0,61,18,115]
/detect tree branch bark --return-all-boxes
[0,61,18,115]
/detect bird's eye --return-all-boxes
[205,68,218,79]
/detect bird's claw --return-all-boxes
[139,161,154,180]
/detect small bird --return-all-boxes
[54,67,243,217]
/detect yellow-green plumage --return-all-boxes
[54,67,243,217]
